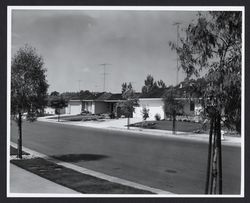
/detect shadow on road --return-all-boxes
[52,154,109,163]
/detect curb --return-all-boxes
[37,117,241,147]
[10,142,174,195]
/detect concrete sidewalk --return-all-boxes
[37,116,242,147]
[9,163,79,194]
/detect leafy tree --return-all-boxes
[170,11,242,194]
[142,107,149,121]
[118,83,138,129]
[122,82,133,94]
[141,74,157,94]
[11,45,49,159]
[142,75,167,94]
[50,96,68,122]
[157,80,167,89]
[163,87,183,134]
[50,91,60,97]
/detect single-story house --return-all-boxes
[66,89,203,121]
[133,97,202,121]
[133,88,203,121]
[66,92,124,115]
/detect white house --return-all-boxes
[66,90,203,121]
[133,98,202,121]
[134,98,165,120]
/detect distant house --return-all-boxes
[133,88,166,120]
[66,92,124,115]
[66,86,203,121]
[133,88,203,121]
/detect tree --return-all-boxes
[157,80,167,89]
[11,45,49,159]
[142,75,167,94]
[118,83,138,129]
[50,96,68,122]
[141,74,157,94]
[163,87,183,134]
[169,11,242,194]
[50,91,60,97]
[122,82,132,94]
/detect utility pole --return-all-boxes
[99,63,111,92]
[173,22,181,86]
[77,80,82,92]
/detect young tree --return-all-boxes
[11,45,49,159]
[118,83,138,129]
[163,88,183,134]
[50,96,68,122]
[169,11,242,194]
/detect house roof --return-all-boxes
[95,92,113,101]
[106,93,123,101]
[70,92,125,102]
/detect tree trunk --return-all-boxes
[127,116,130,130]
[58,111,60,122]
[216,113,223,194]
[172,112,176,134]
[205,117,214,194]
[205,110,223,194]
[17,112,22,159]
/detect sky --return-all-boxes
[11,9,200,93]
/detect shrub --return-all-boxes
[155,113,161,121]
[109,112,115,119]
[142,107,149,121]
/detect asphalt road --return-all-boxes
[10,121,241,194]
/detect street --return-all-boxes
[10,121,241,194]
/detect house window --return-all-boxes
[190,101,195,111]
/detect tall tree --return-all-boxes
[118,83,138,129]
[11,45,49,159]
[163,87,183,134]
[142,75,167,94]
[170,11,242,194]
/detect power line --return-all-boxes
[99,63,111,92]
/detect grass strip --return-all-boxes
[130,120,205,132]
[10,146,30,156]
[11,156,153,194]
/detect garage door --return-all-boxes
[70,104,81,115]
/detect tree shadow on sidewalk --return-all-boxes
[52,154,109,163]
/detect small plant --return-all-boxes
[109,112,115,119]
[155,113,161,121]
[142,107,149,121]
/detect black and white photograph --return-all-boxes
[7,6,244,197]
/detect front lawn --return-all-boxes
[48,114,104,122]
[130,120,205,133]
